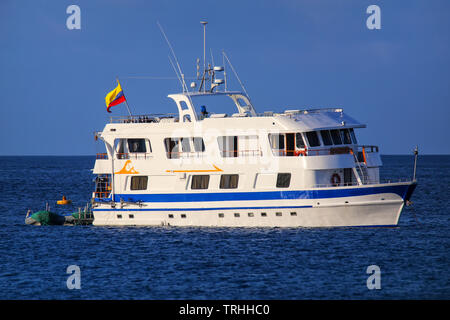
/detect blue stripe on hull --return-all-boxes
[104,183,413,203]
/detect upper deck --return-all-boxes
[107,106,366,133]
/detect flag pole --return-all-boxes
[116,77,133,116]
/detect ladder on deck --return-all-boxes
[352,153,370,185]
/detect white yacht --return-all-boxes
[91,23,417,227]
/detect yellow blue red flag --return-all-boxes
[105,80,126,113]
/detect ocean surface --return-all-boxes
[0,155,448,299]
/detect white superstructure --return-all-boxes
[91,24,416,227]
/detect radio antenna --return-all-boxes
[200,21,208,92]
[222,51,251,100]
[168,55,183,90]
[157,21,188,92]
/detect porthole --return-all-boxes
[290,212,297,216]
[261,212,267,217]
[129,214,134,219]
[117,214,122,219]
[234,213,240,218]
[168,214,174,218]
[248,212,254,217]
[181,214,187,218]
[276,212,282,217]
[218,213,224,218]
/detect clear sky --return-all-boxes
[1,0,449,155]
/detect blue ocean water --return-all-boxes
[0,155,448,299]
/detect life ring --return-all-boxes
[294,149,307,156]
[330,173,341,186]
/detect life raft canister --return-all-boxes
[330,173,341,186]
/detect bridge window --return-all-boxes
[296,133,306,149]
[269,133,305,156]
[349,128,358,144]
[220,174,239,189]
[330,129,342,145]
[305,131,321,147]
[320,130,333,146]
[276,173,291,188]
[340,129,352,145]
[130,176,148,190]
[191,175,210,190]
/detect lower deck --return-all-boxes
[92,181,416,227]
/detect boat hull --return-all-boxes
[92,182,416,227]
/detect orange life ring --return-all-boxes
[294,149,307,156]
[330,173,341,186]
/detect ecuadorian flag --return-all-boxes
[105,80,126,113]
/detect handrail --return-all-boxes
[219,150,263,157]
[166,151,205,159]
[312,178,413,188]
[110,114,178,124]
[96,153,108,159]
[116,153,153,160]
[94,191,111,199]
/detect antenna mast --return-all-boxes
[200,21,208,92]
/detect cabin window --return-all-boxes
[276,173,291,188]
[218,136,238,157]
[128,139,147,153]
[269,134,285,150]
[220,174,239,189]
[320,130,333,146]
[218,213,224,218]
[239,135,260,156]
[130,176,148,190]
[193,137,205,152]
[164,137,204,159]
[330,129,342,145]
[191,175,210,189]
[164,138,180,159]
[305,131,320,147]
[180,138,191,153]
[116,139,126,157]
[340,129,352,145]
[269,134,285,156]
[349,128,358,144]
[115,138,151,159]
[180,100,189,110]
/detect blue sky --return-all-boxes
[1,0,449,155]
